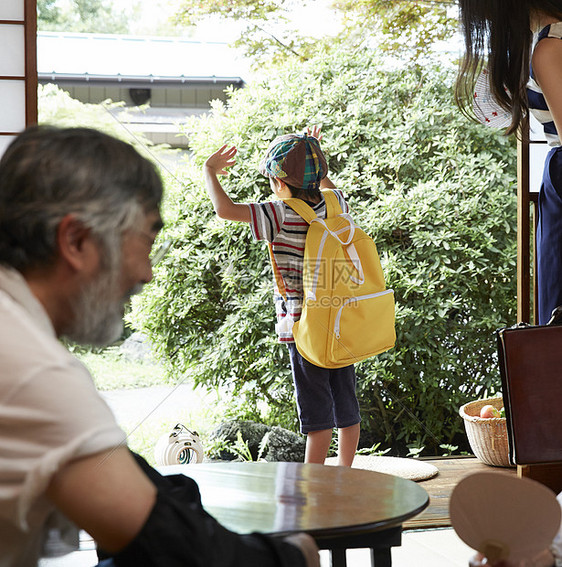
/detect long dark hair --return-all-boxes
[455,0,562,136]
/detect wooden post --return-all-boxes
[518,463,562,494]
[24,0,37,126]
[517,135,531,324]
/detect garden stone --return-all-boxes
[264,426,305,462]
[210,420,269,461]
[211,420,305,462]
[119,331,154,363]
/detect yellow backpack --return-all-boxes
[270,189,396,369]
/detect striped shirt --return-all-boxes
[528,22,562,146]
[249,190,349,342]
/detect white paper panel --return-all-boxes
[0,135,16,159]
[0,24,25,76]
[0,80,25,131]
[0,0,24,21]
[529,142,552,194]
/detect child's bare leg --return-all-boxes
[304,429,333,464]
[337,423,360,467]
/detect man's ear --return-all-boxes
[56,214,97,272]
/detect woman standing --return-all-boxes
[454,2,562,566]
[455,0,562,325]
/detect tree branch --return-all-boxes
[249,21,305,59]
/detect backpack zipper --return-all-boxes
[334,289,394,339]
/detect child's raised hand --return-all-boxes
[307,125,323,141]
[204,145,237,176]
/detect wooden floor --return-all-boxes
[403,457,517,529]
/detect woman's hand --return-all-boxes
[469,553,508,567]
[469,550,555,567]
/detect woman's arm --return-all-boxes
[532,38,562,137]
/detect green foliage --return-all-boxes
[37,0,130,33]
[39,84,177,176]
[174,0,309,64]
[227,431,254,462]
[335,0,456,61]
[38,0,62,25]
[356,443,391,456]
[439,444,460,457]
[174,0,456,65]
[205,430,271,461]
[227,430,270,461]
[75,347,166,391]
[130,46,518,456]
[39,84,133,137]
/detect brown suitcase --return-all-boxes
[497,323,562,465]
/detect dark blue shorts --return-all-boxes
[287,343,361,434]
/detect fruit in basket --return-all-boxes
[480,405,501,418]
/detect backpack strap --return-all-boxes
[282,189,343,223]
[270,190,344,299]
[268,243,287,300]
[268,198,317,302]
[322,189,343,218]
[281,197,317,224]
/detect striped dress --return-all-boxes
[528,22,562,146]
[248,190,349,342]
[528,22,562,324]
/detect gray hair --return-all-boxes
[0,125,163,272]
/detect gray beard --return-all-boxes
[64,267,143,347]
[64,265,124,347]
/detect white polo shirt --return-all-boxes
[0,266,126,566]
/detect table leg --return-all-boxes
[329,548,347,567]
[328,545,392,567]
[316,526,401,567]
[370,547,392,567]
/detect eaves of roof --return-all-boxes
[38,72,245,89]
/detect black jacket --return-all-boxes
[96,452,306,567]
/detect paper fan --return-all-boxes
[473,68,512,128]
[450,472,561,563]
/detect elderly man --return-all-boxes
[0,126,319,567]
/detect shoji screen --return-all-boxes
[0,0,37,157]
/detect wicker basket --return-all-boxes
[459,397,514,468]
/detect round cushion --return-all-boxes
[325,455,439,481]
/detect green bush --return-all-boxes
[130,47,517,455]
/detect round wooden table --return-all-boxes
[161,461,429,566]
